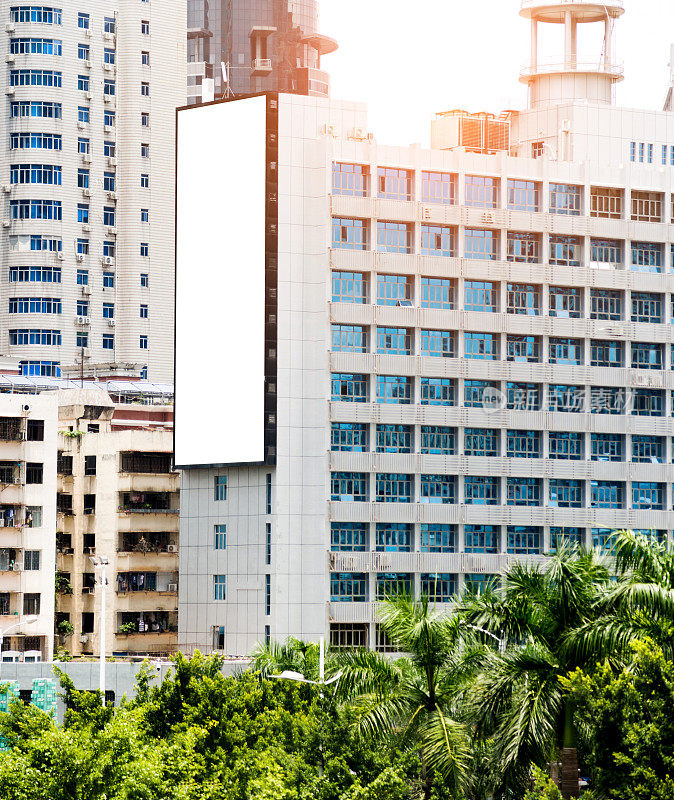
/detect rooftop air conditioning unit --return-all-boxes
[76,254,84,263]
[167,544,177,553]
[75,315,90,326]
[82,224,90,232]
[102,256,113,266]
[107,157,116,167]
[82,188,91,197]
[167,583,178,592]
[107,319,115,327]
[2,185,11,193]
[5,87,14,96]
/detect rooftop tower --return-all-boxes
[520,0,624,108]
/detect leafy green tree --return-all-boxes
[462,547,611,798]
[567,639,674,800]
[336,595,474,800]
[250,637,324,681]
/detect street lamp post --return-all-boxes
[89,557,109,699]
[0,615,38,680]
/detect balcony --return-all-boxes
[118,492,179,515]
[0,418,22,442]
[251,58,272,76]
[116,571,178,595]
[116,610,177,636]
[520,59,624,81]
[520,0,624,20]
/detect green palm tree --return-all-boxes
[462,546,611,799]
[249,636,323,680]
[336,594,477,800]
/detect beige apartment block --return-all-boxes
[0,1,186,383]
[55,389,178,658]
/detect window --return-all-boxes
[11,199,61,220]
[420,277,454,308]
[76,238,88,254]
[83,455,96,476]
[590,481,624,508]
[266,473,271,514]
[332,162,367,196]
[77,204,89,223]
[332,271,367,303]
[465,175,498,208]
[420,574,456,603]
[10,132,62,151]
[331,472,368,502]
[549,286,582,318]
[25,507,41,528]
[332,217,367,250]
[550,528,584,552]
[464,476,500,506]
[506,283,539,314]
[631,191,663,223]
[506,231,540,264]
[214,475,227,501]
[632,435,664,463]
[28,236,61,254]
[465,332,498,360]
[214,525,226,550]
[507,383,540,410]
[330,324,367,353]
[375,473,413,503]
[507,527,542,555]
[376,424,412,453]
[10,7,62,23]
[377,274,412,306]
[10,163,62,186]
[78,74,89,91]
[141,20,149,34]
[420,426,455,455]
[632,482,664,510]
[26,463,43,484]
[76,332,87,348]
[332,623,368,647]
[377,326,411,355]
[376,573,412,600]
[464,380,501,408]
[377,221,412,254]
[104,16,116,34]
[632,342,663,370]
[632,292,662,323]
[11,37,62,54]
[10,69,61,87]
[332,422,368,452]
[549,480,583,508]
[76,269,88,286]
[331,573,367,602]
[633,388,664,417]
[103,79,115,96]
[26,419,44,441]
[76,300,88,315]
[420,475,455,504]
[104,110,115,126]
[506,430,541,458]
[9,329,61,346]
[213,626,225,650]
[591,187,622,219]
[10,297,61,314]
[420,224,455,256]
[464,428,499,457]
[331,373,367,403]
[139,335,148,350]
[23,593,40,615]
[140,143,149,158]
[376,523,412,551]
[590,340,623,368]
[466,574,500,594]
[632,242,662,272]
[78,137,89,154]
[421,171,456,204]
[103,207,116,227]
[77,43,89,60]
[139,304,148,319]
[549,235,581,266]
[590,387,626,415]
[464,228,499,260]
[464,524,499,552]
[102,334,114,350]
[103,172,115,192]
[24,551,40,571]
[590,288,622,320]
[506,336,540,366]
[420,524,456,553]
[20,361,60,377]
[141,81,149,96]
[549,338,583,365]
[140,174,149,188]
[420,378,455,406]
[11,101,61,118]
[549,432,584,460]
[102,303,114,319]
[419,329,455,358]
[141,112,149,127]
[140,208,149,222]
[213,575,226,600]
[506,477,541,506]
[549,183,581,215]
[377,375,414,405]
[464,280,497,312]
[103,273,114,288]
[77,12,89,28]
[507,179,539,212]
[140,273,149,288]
[331,523,368,552]
[378,167,412,200]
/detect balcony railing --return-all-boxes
[520,59,624,79]
[521,0,624,9]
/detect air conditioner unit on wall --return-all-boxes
[167,583,178,592]
[167,544,177,553]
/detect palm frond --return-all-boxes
[419,708,469,796]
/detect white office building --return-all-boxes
[176,0,674,655]
[0,1,186,383]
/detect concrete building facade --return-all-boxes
[178,0,674,655]
[0,1,186,382]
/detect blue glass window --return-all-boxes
[377,221,412,254]
[376,424,412,453]
[420,524,456,553]
[507,527,542,554]
[506,477,541,506]
[506,430,541,458]
[377,274,411,305]
[375,473,413,503]
[590,481,624,509]
[420,426,455,455]
[419,329,455,358]
[375,523,412,551]
[331,573,367,602]
[464,428,499,457]
[331,324,367,353]
[549,235,581,266]
[633,388,664,416]
[549,337,582,365]
[332,162,367,197]
[420,574,456,602]
[632,435,664,463]
[420,475,456,504]
[331,374,367,402]
[376,376,412,404]
[632,482,664,510]
[631,342,663,370]
[632,242,662,272]
[465,281,498,312]
[549,432,583,460]
[420,224,455,256]
[377,167,412,200]
[549,183,581,215]
[331,472,369,502]
[465,332,498,360]
[420,378,454,406]
[377,327,411,355]
[465,229,499,260]
[465,175,498,208]
[332,217,367,250]
[464,525,499,553]
[420,277,454,308]
[464,477,500,506]
[376,573,412,599]
[331,523,368,552]
[421,171,455,204]
[332,271,366,303]
[331,422,368,452]
[550,528,584,552]
[549,480,583,508]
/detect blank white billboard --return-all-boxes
[175,96,268,467]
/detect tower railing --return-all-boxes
[520,58,624,79]
[521,0,624,9]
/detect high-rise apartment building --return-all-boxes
[187,0,336,104]
[0,1,186,383]
[176,0,674,656]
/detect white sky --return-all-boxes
[320,0,674,146]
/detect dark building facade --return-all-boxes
[187,0,336,101]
